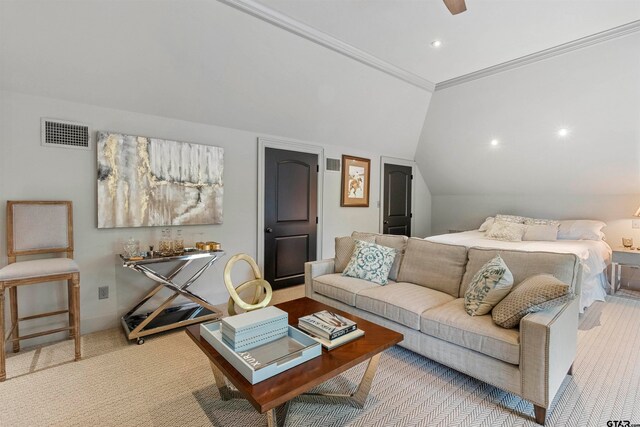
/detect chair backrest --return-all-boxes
[6,201,74,263]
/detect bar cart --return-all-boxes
[119,249,225,344]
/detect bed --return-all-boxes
[426,230,612,312]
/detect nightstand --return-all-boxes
[611,248,640,293]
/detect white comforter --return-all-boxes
[426,231,612,312]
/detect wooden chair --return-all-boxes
[0,201,81,381]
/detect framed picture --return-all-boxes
[341,155,370,207]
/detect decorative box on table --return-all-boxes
[200,321,321,384]
[220,306,289,351]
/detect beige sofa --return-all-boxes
[305,236,581,425]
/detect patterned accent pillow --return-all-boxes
[524,218,560,226]
[375,234,408,281]
[492,274,573,328]
[485,221,526,242]
[342,240,397,285]
[495,214,528,224]
[464,255,514,316]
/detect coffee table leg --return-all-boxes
[210,361,242,401]
[350,353,380,408]
[303,353,381,409]
[266,401,290,427]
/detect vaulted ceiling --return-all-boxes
[263,0,640,83]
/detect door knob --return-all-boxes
[265,227,273,233]
[383,221,388,224]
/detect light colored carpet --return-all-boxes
[1,294,639,427]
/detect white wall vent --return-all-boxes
[41,118,91,150]
[326,158,341,172]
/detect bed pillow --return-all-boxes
[485,221,526,242]
[478,217,495,232]
[523,223,559,241]
[342,240,397,285]
[557,220,606,241]
[464,255,514,316]
[492,274,573,328]
[495,214,528,224]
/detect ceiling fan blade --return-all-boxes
[443,0,467,15]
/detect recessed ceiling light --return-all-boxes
[557,128,570,137]
[431,40,442,48]
[490,139,499,146]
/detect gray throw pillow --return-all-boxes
[334,236,356,273]
[492,274,573,328]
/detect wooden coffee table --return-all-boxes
[186,297,403,427]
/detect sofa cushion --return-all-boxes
[397,239,468,297]
[420,299,521,365]
[356,282,455,330]
[460,247,580,296]
[313,273,381,306]
[375,234,408,281]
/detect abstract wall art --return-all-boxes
[97,132,223,228]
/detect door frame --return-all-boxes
[257,137,324,271]
[379,156,416,236]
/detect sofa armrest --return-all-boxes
[304,259,335,297]
[520,297,579,408]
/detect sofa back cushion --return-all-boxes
[460,247,581,296]
[397,239,468,297]
[375,234,408,281]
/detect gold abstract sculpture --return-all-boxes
[223,254,272,316]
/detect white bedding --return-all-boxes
[426,231,612,312]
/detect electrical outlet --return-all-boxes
[98,286,109,300]
[633,219,640,229]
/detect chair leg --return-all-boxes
[9,286,19,353]
[533,405,547,425]
[0,285,6,381]
[71,274,81,361]
[67,279,74,341]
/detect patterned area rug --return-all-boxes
[1,296,639,426]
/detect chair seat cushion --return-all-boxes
[356,282,455,330]
[0,258,79,281]
[420,299,521,364]
[313,273,382,306]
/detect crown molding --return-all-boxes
[436,19,640,91]
[217,0,436,92]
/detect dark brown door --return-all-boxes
[383,163,412,236]
[264,148,318,289]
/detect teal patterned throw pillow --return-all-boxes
[342,240,397,285]
[464,255,514,316]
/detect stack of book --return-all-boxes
[221,306,289,352]
[298,310,364,350]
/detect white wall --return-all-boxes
[417,33,640,241]
[0,0,434,346]
[0,90,431,346]
[0,0,430,161]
